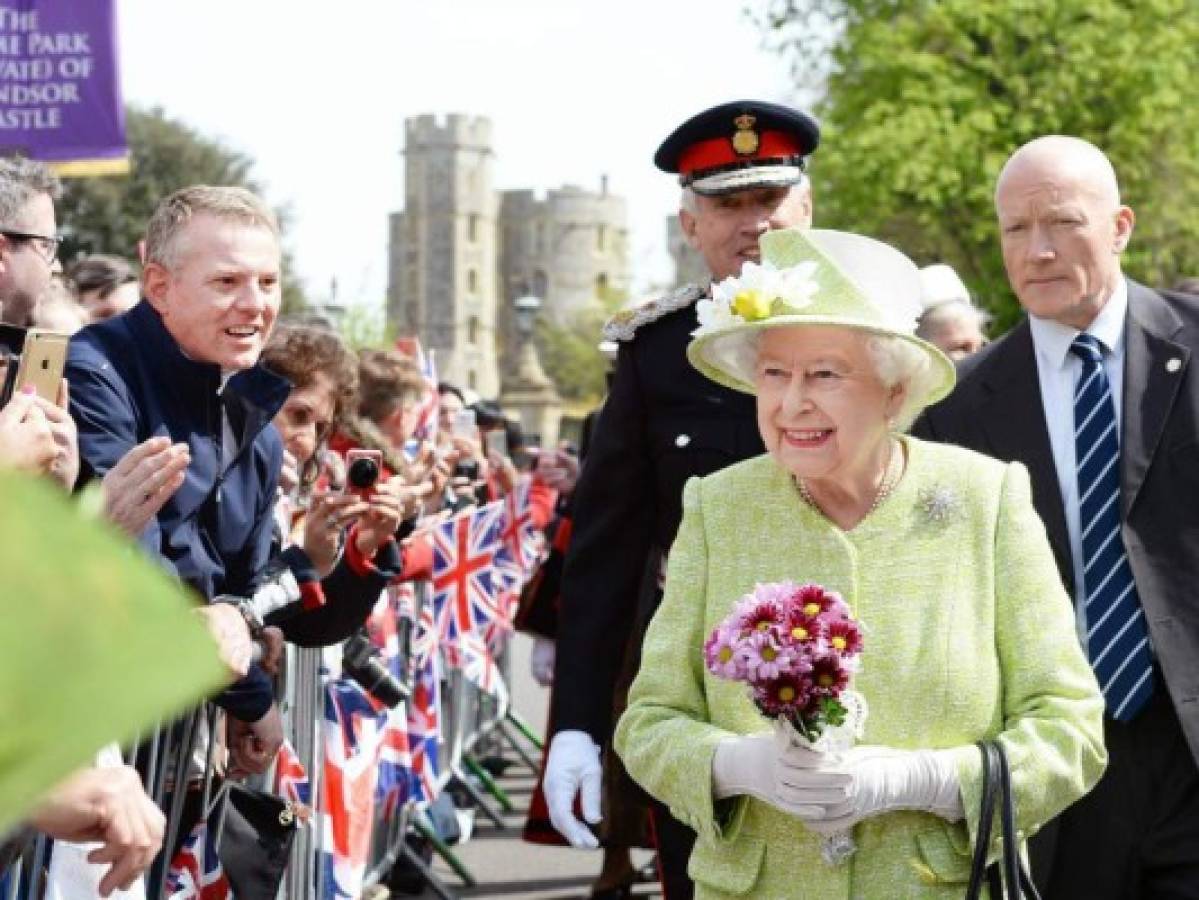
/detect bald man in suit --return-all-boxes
[917,136,1199,898]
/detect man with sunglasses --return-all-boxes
[0,156,61,328]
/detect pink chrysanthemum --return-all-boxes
[782,607,824,646]
[808,653,850,698]
[736,597,785,637]
[754,673,811,717]
[741,631,793,681]
[791,583,835,619]
[704,622,746,680]
[825,618,863,656]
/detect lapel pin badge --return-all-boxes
[675,434,691,448]
[1167,358,1182,373]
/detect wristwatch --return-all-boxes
[213,595,264,641]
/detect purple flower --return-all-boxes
[704,621,746,680]
[782,608,824,647]
[754,673,811,717]
[826,618,863,656]
[790,583,835,618]
[808,653,850,698]
[735,595,785,637]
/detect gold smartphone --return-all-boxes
[13,329,69,401]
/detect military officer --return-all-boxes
[544,100,820,898]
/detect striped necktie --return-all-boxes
[1071,333,1153,721]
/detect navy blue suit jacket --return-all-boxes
[68,301,291,721]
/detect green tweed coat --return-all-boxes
[614,437,1106,899]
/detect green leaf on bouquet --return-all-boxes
[0,472,227,834]
[821,697,848,728]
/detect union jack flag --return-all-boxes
[501,477,543,577]
[395,336,439,442]
[405,646,442,803]
[274,739,312,806]
[165,818,230,900]
[431,501,505,646]
[320,678,385,900]
[370,586,415,815]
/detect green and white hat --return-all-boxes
[687,228,956,411]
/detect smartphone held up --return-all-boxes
[1,328,68,406]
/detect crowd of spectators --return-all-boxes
[0,156,565,897]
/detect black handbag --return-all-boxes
[965,741,1041,900]
[216,782,300,900]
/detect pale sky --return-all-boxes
[116,0,800,309]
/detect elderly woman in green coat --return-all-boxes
[613,228,1106,899]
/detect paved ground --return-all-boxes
[407,634,659,900]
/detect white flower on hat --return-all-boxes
[695,295,744,333]
[695,260,821,336]
[775,260,820,310]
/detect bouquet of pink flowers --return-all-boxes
[703,581,865,747]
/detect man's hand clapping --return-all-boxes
[102,437,190,537]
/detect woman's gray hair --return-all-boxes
[864,334,940,431]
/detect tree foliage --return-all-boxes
[533,283,627,403]
[57,106,308,313]
[535,307,609,402]
[337,300,395,351]
[756,0,1199,330]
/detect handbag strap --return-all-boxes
[965,741,1001,900]
[995,742,1042,900]
[968,741,1042,900]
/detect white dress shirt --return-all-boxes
[1028,279,1128,643]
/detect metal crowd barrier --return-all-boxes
[2,575,544,900]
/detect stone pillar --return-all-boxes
[501,328,561,449]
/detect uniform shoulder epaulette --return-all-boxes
[602,284,706,342]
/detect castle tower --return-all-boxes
[388,114,500,397]
[498,177,630,330]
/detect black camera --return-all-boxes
[342,632,409,708]
[345,449,381,495]
[452,459,480,480]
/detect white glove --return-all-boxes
[530,637,556,687]
[791,745,964,835]
[711,726,846,817]
[544,730,603,849]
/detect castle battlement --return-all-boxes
[405,113,493,151]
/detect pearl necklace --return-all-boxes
[796,439,903,519]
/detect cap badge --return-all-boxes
[732,113,759,156]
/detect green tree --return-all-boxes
[337,300,395,351]
[57,106,308,313]
[756,0,1199,331]
[533,283,627,403]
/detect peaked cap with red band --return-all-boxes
[654,100,820,196]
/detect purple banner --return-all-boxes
[0,0,127,172]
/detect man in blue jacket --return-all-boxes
[68,185,292,772]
